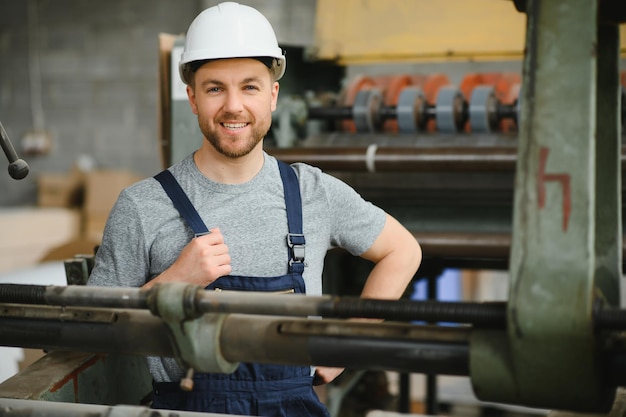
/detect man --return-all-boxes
[88,2,421,415]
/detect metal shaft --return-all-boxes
[270,146,518,172]
[221,314,470,375]
[0,283,506,327]
[0,121,29,180]
[3,284,626,330]
[306,100,515,123]
[0,305,471,376]
[0,306,172,356]
[0,122,19,164]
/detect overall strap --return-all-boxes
[154,170,210,237]
[277,160,305,274]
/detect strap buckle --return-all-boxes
[287,233,305,265]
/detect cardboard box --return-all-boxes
[37,172,83,208]
[82,170,142,241]
[0,207,81,273]
[83,212,110,243]
[83,170,142,216]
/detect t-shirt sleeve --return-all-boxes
[87,188,150,288]
[322,172,386,256]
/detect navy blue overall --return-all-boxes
[151,160,330,416]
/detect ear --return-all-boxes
[270,81,280,112]
[187,85,199,115]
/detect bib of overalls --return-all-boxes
[151,160,330,417]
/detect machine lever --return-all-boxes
[0,121,29,180]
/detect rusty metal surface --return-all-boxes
[0,304,117,323]
[0,351,98,400]
[0,351,152,406]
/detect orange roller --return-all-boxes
[339,75,376,133]
[372,75,393,90]
[460,73,486,102]
[461,72,519,101]
[422,73,450,104]
[410,74,427,88]
[493,73,521,103]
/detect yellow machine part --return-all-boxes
[313,0,626,64]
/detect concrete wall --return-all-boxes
[0,0,318,207]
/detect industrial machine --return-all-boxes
[2,1,626,416]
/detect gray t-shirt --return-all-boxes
[88,151,386,381]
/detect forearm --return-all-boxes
[142,270,173,289]
[360,245,421,299]
[359,215,422,300]
[315,233,420,385]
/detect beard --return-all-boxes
[198,113,271,159]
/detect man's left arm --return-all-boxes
[315,213,422,384]
[359,213,422,299]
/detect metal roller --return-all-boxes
[340,75,376,133]
[304,78,532,134]
[435,86,466,133]
[397,86,427,133]
[353,88,384,133]
[469,85,498,133]
[380,74,414,132]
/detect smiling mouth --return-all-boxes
[222,122,248,130]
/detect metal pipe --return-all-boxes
[0,121,29,180]
[7,284,626,330]
[0,305,471,376]
[0,284,507,327]
[414,232,511,259]
[220,314,470,375]
[269,146,517,172]
[594,305,626,330]
[197,292,507,327]
[0,307,172,356]
[267,139,626,174]
[5,305,626,383]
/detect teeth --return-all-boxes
[223,122,246,129]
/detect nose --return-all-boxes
[223,90,244,113]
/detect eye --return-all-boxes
[206,86,222,94]
[244,85,260,91]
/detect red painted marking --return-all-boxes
[537,146,571,231]
[49,354,103,403]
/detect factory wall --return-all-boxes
[0,0,318,207]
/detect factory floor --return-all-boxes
[327,371,548,417]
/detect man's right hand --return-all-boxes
[143,228,231,289]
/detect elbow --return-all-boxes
[410,234,422,275]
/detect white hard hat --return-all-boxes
[179,2,286,85]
